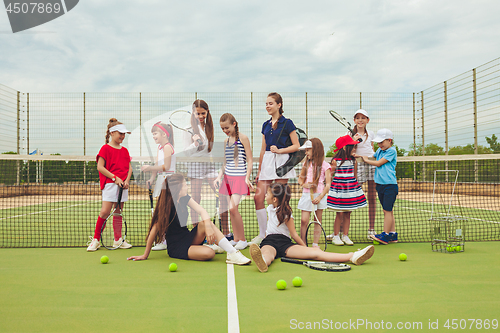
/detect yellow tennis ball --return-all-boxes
[399,253,407,261]
[169,263,178,272]
[276,279,287,290]
[373,240,380,245]
[455,245,462,252]
[100,255,109,264]
[446,246,454,252]
[292,276,303,287]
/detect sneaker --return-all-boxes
[86,237,100,252]
[389,232,398,243]
[152,243,168,251]
[203,243,225,254]
[370,232,390,245]
[229,240,237,246]
[367,229,376,240]
[225,233,234,241]
[249,243,268,272]
[114,238,132,249]
[332,235,344,246]
[341,234,354,246]
[234,240,248,250]
[326,233,334,241]
[350,245,375,265]
[248,236,263,246]
[226,250,251,265]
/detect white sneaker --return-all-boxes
[332,235,344,246]
[86,237,100,252]
[326,233,334,241]
[248,236,263,246]
[350,245,375,265]
[152,243,168,251]
[203,243,225,254]
[226,251,251,265]
[249,243,268,272]
[367,229,376,240]
[341,234,353,246]
[114,238,132,249]
[234,240,248,250]
[230,240,237,246]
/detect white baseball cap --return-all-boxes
[354,109,369,118]
[299,140,313,150]
[372,128,393,143]
[109,124,131,134]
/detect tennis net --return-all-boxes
[0,154,499,248]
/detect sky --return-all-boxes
[1,0,500,93]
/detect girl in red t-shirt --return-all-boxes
[87,118,133,251]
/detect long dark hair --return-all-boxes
[192,99,214,152]
[146,173,184,243]
[331,145,356,168]
[268,92,284,130]
[269,183,292,226]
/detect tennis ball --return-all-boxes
[373,240,380,245]
[276,279,287,290]
[100,255,109,264]
[446,246,454,252]
[292,276,303,287]
[455,245,462,252]
[399,253,407,261]
[169,263,178,272]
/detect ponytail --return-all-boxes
[270,183,292,225]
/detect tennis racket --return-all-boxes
[281,258,351,272]
[214,189,222,232]
[305,192,327,251]
[101,186,127,250]
[148,183,154,217]
[329,110,362,142]
[169,109,203,147]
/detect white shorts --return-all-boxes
[297,192,327,211]
[187,162,218,179]
[102,183,129,202]
[357,161,376,183]
[259,151,296,180]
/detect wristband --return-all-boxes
[111,174,116,182]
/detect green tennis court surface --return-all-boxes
[1,242,500,332]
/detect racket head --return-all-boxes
[329,110,362,142]
[305,262,351,272]
[169,110,194,133]
[305,221,327,251]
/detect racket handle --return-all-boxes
[280,257,303,265]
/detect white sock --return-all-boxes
[218,237,236,254]
[256,208,268,238]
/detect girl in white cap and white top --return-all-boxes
[87,118,133,251]
[349,109,377,240]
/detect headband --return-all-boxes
[154,121,170,138]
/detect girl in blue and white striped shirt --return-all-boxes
[214,113,254,250]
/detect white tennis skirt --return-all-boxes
[297,192,328,211]
[153,173,174,198]
[259,151,296,180]
[102,183,129,202]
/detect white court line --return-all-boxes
[227,263,240,333]
[0,201,99,221]
[397,205,500,224]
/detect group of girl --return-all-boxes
[87,93,377,271]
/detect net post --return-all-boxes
[412,92,416,181]
[139,92,142,157]
[472,68,479,182]
[359,92,362,108]
[83,92,86,184]
[27,92,30,184]
[421,90,425,181]
[305,92,308,134]
[16,91,20,185]
[444,81,448,182]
